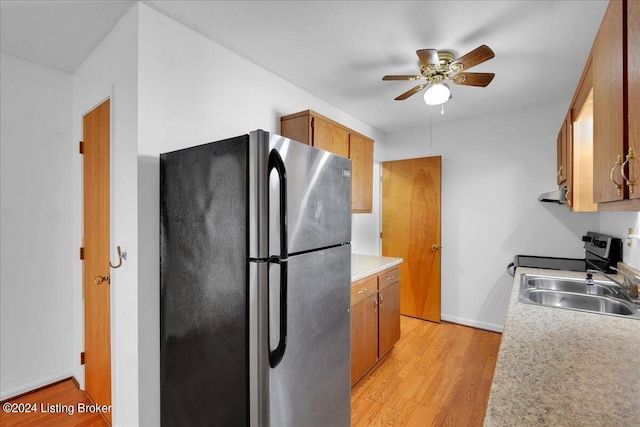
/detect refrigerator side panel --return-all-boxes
[269,244,352,427]
[160,136,249,426]
[265,133,352,255]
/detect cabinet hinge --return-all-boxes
[80,352,85,365]
[79,141,84,154]
[80,247,84,260]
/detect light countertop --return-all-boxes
[484,267,640,426]
[351,254,403,282]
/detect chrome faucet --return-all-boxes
[587,267,640,304]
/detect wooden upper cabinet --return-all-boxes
[280,110,374,213]
[557,118,568,186]
[313,116,350,158]
[591,0,640,210]
[628,0,639,200]
[593,0,625,203]
[349,133,374,212]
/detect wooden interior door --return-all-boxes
[82,99,112,424]
[381,157,441,322]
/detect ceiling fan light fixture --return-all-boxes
[423,82,451,105]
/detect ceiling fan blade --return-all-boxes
[382,75,423,81]
[416,49,440,67]
[452,72,495,87]
[450,45,495,71]
[394,84,428,100]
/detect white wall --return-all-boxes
[72,5,139,425]
[136,4,383,424]
[379,102,601,331]
[0,54,74,400]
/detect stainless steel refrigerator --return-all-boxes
[160,130,352,426]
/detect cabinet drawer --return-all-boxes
[378,267,400,290]
[351,277,377,305]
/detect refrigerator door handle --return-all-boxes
[269,148,288,258]
[268,149,288,368]
[268,259,287,368]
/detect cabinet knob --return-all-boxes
[431,244,440,251]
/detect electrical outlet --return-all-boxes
[628,228,634,247]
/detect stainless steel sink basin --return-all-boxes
[519,273,640,319]
[525,277,615,295]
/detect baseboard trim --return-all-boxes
[441,314,504,333]
[0,372,74,402]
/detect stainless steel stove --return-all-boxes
[508,231,623,277]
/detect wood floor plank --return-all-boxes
[0,379,109,427]
[352,316,502,427]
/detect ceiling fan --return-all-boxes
[382,45,495,105]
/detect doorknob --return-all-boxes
[431,244,440,251]
[94,275,110,285]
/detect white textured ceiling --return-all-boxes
[1,0,609,133]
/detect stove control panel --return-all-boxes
[583,231,622,271]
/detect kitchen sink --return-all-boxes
[525,277,615,295]
[519,274,640,319]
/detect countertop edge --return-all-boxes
[351,254,403,282]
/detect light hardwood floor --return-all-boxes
[352,316,502,427]
[2,316,501,426]
[0,379,108,426]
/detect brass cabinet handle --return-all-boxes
[621,147,637,194]
[431,244,440,251]
[379,295,384,304]
[557,165,564,182]
[357,288,368,295]
[566,187,572,207]
[373,298,378,310]
[610,154,623,196]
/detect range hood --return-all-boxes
[538,186,567,204]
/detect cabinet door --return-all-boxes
[350,294,378,385]
[313,116,350,158]
[593,0,625,203]
[378,281,400,356]
[349,133,374,213]
[280,113,311,145]
[557,120,567,186]
[628,0,640,199]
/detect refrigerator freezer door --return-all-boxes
[160,138,249,425]
[263,132,352,255]
[268,244,351,427]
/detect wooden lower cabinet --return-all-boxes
[350,266,401,386]
[350,293,378,385]
[378,281,401,355]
